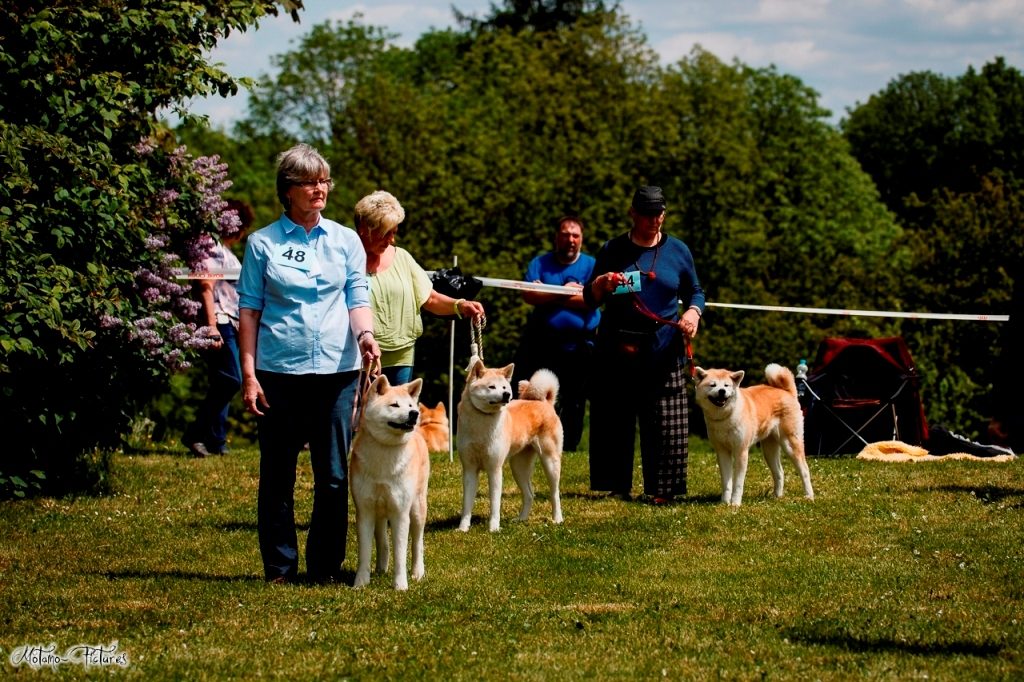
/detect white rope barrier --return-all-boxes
[704,301,1009,322]
[461,275,1011,323]
[175,268,1010,322]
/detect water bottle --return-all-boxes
[795,359,808,401]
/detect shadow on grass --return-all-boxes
[783,625,1004,658]
[427,515,466,531]
[559,490,722,505]
[99,569,264,583]
[99,568,359,587]
[184,521,310,532]
[921,484,1024,508]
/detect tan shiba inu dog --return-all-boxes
[457,360,563,532]
[693,364,815,507]
[350,375,430,590]
[416,401,450,454]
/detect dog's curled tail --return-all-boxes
[517,368,559,404]
[764,363,797,397]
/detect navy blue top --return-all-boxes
[584,231,705,356]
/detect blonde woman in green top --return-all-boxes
[355,190,485,385]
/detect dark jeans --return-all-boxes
[183,322,241,453]
[255,369,357,582]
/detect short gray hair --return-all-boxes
[275,143,331,209]
[353,190,406,235]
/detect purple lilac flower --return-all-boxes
[218,209,242,239]
[99,314,123,329]
[144,234,169,251]
[157,189,180,206]
[166,323,194,345]
[133,139,156,156]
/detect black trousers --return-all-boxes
[255,370,357,582]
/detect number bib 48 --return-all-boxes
[272,243,317,273]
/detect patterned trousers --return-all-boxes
[588,355,689,498]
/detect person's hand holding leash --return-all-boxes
[592,272,627,302]
[357,329,382,377]
[456,299,486,323]
[680,306,700,339]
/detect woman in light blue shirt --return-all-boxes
[238,143,381,584]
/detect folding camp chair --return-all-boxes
[801,337,928,457]
[802,375,909,456]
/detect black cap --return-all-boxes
[631,186,666,216]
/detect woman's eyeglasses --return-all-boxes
[296,178,334,190]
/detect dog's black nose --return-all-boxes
[408,410,419,423]
[502,391,511,403]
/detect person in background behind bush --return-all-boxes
[182,199,254,458]
[237,144,381,585]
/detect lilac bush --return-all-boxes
[100,143,242,372]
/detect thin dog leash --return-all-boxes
[347,357,381,456]
[626,287,697,381]
[468,313,487,368]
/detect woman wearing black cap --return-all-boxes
[583,186,705,503]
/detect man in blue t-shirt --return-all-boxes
[513,215,600,451]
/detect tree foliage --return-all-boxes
[843,58,1024,434]
[215,4,904,410]
[0,1,301,496]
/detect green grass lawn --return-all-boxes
[1,438,1022,680]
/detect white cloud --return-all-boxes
[754,0,829,23]
[658,31,828,69]
[902,0,1024,30]
[177,0,1022,129]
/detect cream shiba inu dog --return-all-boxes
[350,375,430,590]
[457,360,563,532]
[416,401,450,454]
[694,364,815,507]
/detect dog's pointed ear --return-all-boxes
[434,401,444,410]
[419,402,427,411]
[694,367,707,380]
[469,359,485,379]
[372,374,391,394]
[407,378,423,400]
[501,363,515,379]
[731,370,745,386]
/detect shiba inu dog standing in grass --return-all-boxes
[350,375,429,590]
[693,364,814,507]
[457,360,563,532]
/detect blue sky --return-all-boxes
[182,0,1024,128]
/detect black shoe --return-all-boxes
[187,442,211,458]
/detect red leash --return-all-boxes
[628,292,697,380]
